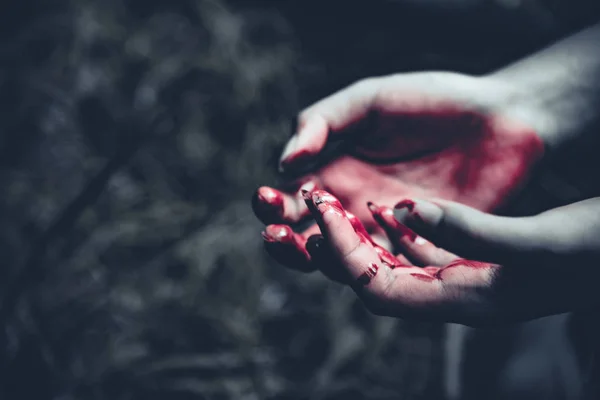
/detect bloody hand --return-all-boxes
[254,72,545,272]
[300,190,600,327]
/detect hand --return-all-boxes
[254,72,544,271]
[300,189,600,327]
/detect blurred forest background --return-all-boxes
[1,0,600,399]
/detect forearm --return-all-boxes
[490,21,600,153]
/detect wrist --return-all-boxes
[484,70,572,155]
[484,22,600,156]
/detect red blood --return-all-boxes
[303,189,346,219]
[346,211,372,240]
[281,107,544,245]
[410,273,437,282]
[311,189,344,211]
[368,202,417,242]
[423,266,440,275]
[373,245,409,268]
[253,187,285,223]
[261,107,545,283]
[434,259,495,280]
[263,224,294,243]
[356,263,379,286]
[262,224,313,272]
[262,224,308,256]
[394,199,416,212]
[319,202,345,217]
[444,259,492,270]
[357,232,370,244]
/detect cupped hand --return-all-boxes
[254,72,545,272]
[300,189,600,327]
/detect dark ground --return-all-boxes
[0,0,599,399]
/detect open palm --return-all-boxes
[254,72,544,271]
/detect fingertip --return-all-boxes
[261,230,277,243]
[262,224,314,272]
[280,115,329,172]
[367,201,377,213]
[296,114,328,149]
[302,189,344,220]
[253,186,285,224]
[368,202,417,242]
[312,189,344,210]
[263,224,296,244]
[394,198,444,232]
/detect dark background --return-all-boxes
[0,0,599,399]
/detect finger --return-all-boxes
[306,210,411,283]
[344,209,412,267]
[393,198,540,264]
[280,79,380,171]
[367,201,457,266]
[261,224,320,272]
[306,234,351,284]
[374,245,413,267]
[302,189,394,290]
[252,181,319,225]
[344,210,372,241]
[302,192,503,323]
[302,190,439,312]
[307,235,413,284]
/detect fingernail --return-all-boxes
[261,231,276,242]
[301,189,311,201]
[312,190,343,212]
[299,181,317,194]
[306,190,344,218]
[394,199,443,227]
[366,201,378,213]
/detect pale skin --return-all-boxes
[254,22,600,327]
[301,190,600,327]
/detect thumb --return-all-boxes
[279,78,380,173]
[393,198,544,264]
